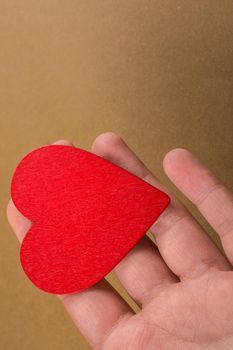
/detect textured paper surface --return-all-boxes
[0,1,233,349]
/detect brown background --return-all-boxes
[0,1,233,349]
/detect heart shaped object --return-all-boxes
[11,145,170,294]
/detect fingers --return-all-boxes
[92,133,178,306]
[93,133,231,284]
[59,282,132,350]
[111,237,178,306]
[163,148,233,265]
[7,139,134,350]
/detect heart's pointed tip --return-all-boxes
[147,183,171,210]
[146,187,171,224]
[162,192,171,207]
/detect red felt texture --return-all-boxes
[11,145,170,294]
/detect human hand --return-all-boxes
[7,133,233,350]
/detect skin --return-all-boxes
[7,132,233,350]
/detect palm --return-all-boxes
[7,134,233,350]
[105,271,233,349]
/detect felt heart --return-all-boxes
[11,145,170,294]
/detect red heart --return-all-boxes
[11,145,170,294]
